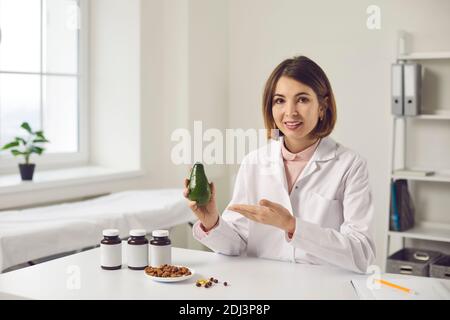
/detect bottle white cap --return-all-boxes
[152,230,169,237]
[103,229,119,237]
[130,229,146,237]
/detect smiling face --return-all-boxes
[272,76,323,151]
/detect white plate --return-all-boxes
[146,267,195,283]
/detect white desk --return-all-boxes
[0,244,363,300]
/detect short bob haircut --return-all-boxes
[262,56,337,140]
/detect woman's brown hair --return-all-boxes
[262,56,337,139]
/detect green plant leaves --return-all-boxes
[21,122,33,134]
[15,137,27,145]
[33,131,49,143]
[30,146,44,155]
[11,150,27,156]
[1,141,20,150]
[32,138,50,143]
[0,122,49,162]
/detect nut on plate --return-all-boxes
[145,264,192,278]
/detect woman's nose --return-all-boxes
[285,100,298,116]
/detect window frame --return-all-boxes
[0,0,89,173]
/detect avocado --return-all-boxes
[188,162,211,206]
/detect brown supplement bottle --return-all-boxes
[100,229,122,270]
[150,230,172,267]
[127,229,149,270]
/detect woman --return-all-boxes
[183,56,376,273]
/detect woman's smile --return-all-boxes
[283,120,303,131]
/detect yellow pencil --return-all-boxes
[375,279,417,295]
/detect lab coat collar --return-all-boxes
[311,136,338,162]
[268,135,337,165]
[266,136,338,194]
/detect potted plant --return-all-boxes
[1,122,50,181]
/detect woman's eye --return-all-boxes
[273,98,284,104]
[298,97,309,103]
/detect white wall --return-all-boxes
[140,0,230,210]
[228,0,450,267]
[90,0,141,170]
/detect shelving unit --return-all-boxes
[398,51,450,61]
[388,221,450,243]
[396,112,450,120]
[392,171,450,183]
[386,34,450,264]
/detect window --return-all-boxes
[0,0,87,169]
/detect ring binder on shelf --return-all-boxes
[404,63,422,116]
[391,63,404,116]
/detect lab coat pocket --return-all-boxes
[304,192,343,229]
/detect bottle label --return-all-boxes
[127,244,148,268]
[150,245,172,267]
[101,243,122,268]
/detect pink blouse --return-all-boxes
[281,139,320,193]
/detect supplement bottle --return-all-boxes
[127,229,149,270]
[101,229,122,270]
[150,230,171,267]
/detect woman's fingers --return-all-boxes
[228,204,261,218]
[259,199,273,208]
[188,200,209,214]
[231,208,259,222]
[187,200,198,211]
[183,179,190,199]
[259,199,282,211]
[210,181,215,195]
[229,204,261,214]
[209,182,216,200]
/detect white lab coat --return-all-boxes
[193,136,376,273]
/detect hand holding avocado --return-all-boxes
[187,163,211,205]
[183,163,219,231]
